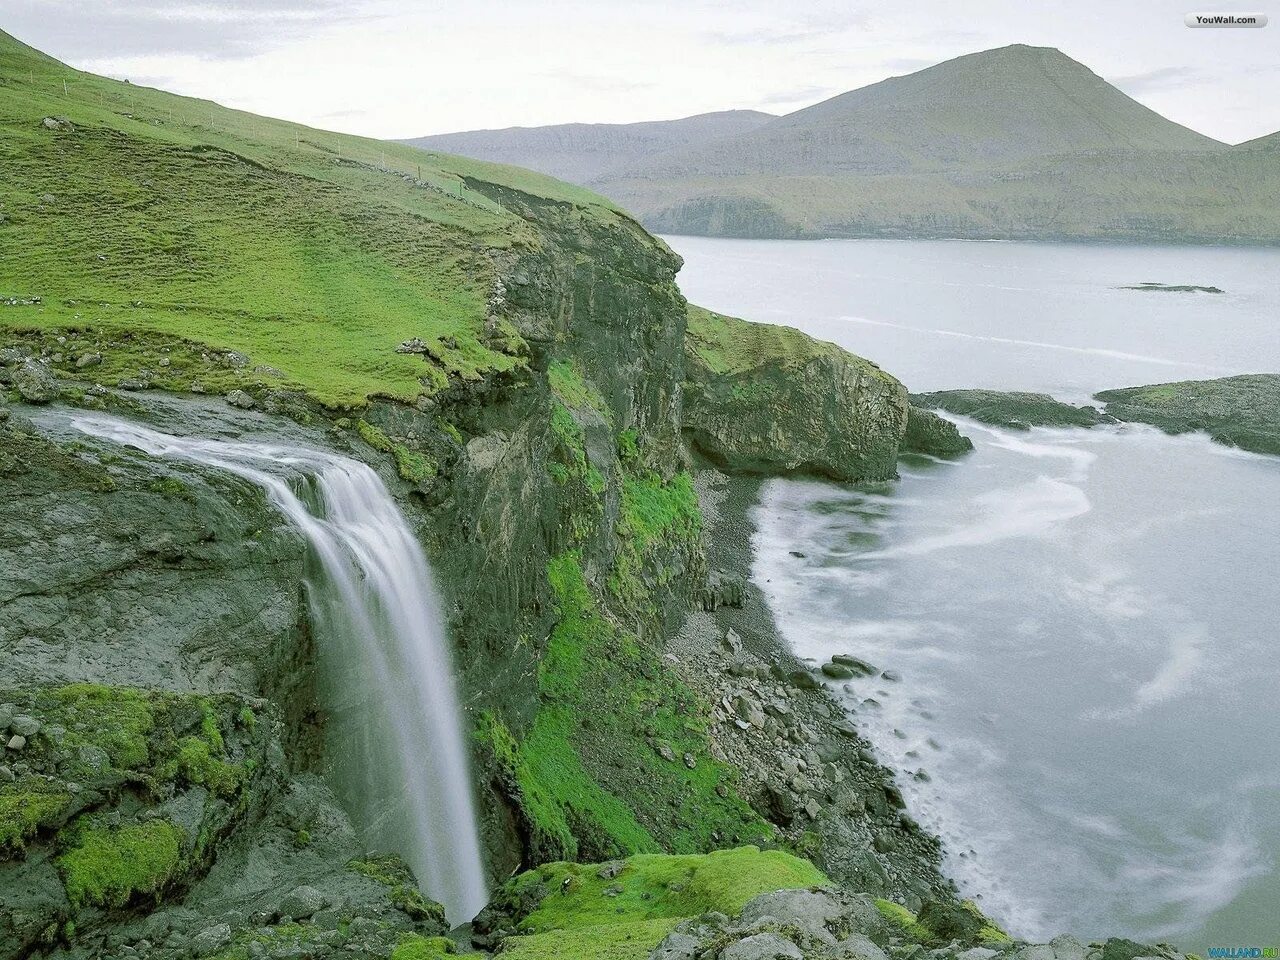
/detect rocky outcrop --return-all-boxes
[901,407,973,457]
[683,306,909,481]
[912,390,1112,431]
[1095,373,1280,456]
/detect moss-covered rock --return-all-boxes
[901,406,974,456]
[478,847,827,958]
[1096,373,1280,456]
[912,389,1111,430]
[683,306,908,481]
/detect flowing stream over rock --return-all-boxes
[63,412,488,924]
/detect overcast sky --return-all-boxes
[5,0,1278,144]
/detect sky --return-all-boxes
[4,0,1278,144]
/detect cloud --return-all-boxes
[537,71,657,94]
[758,84,843,107]
[1111,65,1200,94]
[2,0,383,60]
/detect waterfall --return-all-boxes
[63,412,488,924]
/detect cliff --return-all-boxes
[683,306,909,481]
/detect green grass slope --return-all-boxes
[0,29,624,407]
[495,847,827,960]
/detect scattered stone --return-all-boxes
[41,116,74,131]
[9,715,40,738]
[225,389,257,409]
[0,765,13,783]
[75,351,102,369]
[683,752,697,769]
[788,670,819,690]
[278,885,327,920]
[881,670,901,682]
[396,338,429,354]
[655,742,676,762]
[117,377,149,391]
[831,654,877,676]
[720,933,804,960]
[190,923,233,956]
[13,358,57,403]
[78,744,110,772]
[597,861,623,880]
[6,735,27,751]
[821,661,856,680]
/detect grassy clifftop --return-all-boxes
[0,29,630,407]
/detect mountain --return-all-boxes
[401,109,775,185]
[407,45,1280,243]
[1239,130,1280,150]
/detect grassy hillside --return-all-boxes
[401,110,775,188]
[614,45,1223,181]
[0,29,628,407]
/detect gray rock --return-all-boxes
[225,389,257,410]
[789,670,820,690]
[831,654,877,676]
[6,735,27,751]
[831,933,891,960]
[822,661,856,680]
[191,923,233,956]
[0,704,14,729]
[13,359,58,403]
[958,949,1000,960]
[278,885,327,920]
[42,116,74,131]
[650,931,702,960]
[78,744,110,772]
[117,377,150,391]
[740,888,845,945]
[0,348,26,365]
[1012,947,1058,960]
[720,933,804,960]
[75,352,103,369]
[0,765,13,783]
[9,715,40,738]
[1050,936,1088,960]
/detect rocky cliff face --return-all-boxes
[682,306,909,481]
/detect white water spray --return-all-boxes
[65,412,487,923]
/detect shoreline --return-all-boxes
[666,466,957,912]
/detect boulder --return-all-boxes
[901,406,973,456]
[278,885,328,920]
[720,932,804,960]
[13,359,57,403]
[225,389,257,409]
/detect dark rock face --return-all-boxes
[901,406,973,456]
[1096,373,1280,456]
[912,390,1112,431]
[683,307,909,482]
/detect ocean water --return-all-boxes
[667,236,1280,948]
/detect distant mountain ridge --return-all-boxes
[402,109,774,185]
[406,45,1280,244]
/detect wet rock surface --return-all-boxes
[911,391,1112,431]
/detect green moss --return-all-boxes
[482,555,769,865]
[548,360,610,419]
[348,855,447,924]
[390,934,455,960]
[686,304,878,378]
[0,787,71,855]
[148,476,187,496]
[59,819,184,908]
[174,736,244,797]
[497,848,826,960]
[875,899,934,943]
[609,471,700,604]
[615,428,639,465]
[50,684,157,770]
[357,419,437,484]
[498,919,679,960]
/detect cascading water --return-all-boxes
[62,412,488,924]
